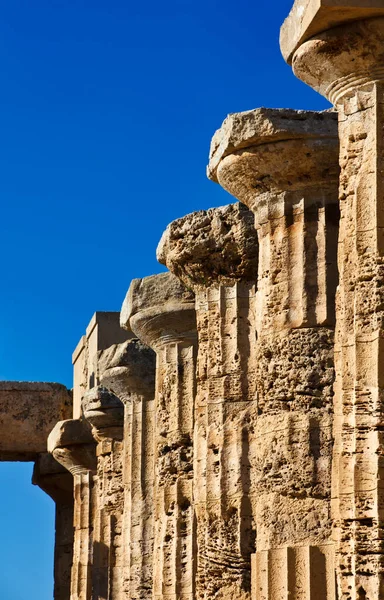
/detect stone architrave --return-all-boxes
[0,381,72,460]
[157,203,259,600]
[82,386,125,599]
[208,109,339,600]
[281,8,384,598]
[33,453,75,600]
[97,339,156,600]
[48,419,97,600]
[121,272,197,600]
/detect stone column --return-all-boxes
[97,339,156,600]
[121,272,197,600]
[208,109,339,599]
[157,203,259,600]
[281,7,384,598]
[82,386,125,600]
[48,419,97,600]
[33,453,74,600]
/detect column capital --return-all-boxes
[48,419,97,476]
[208,108,339,217]
[32,452,73,504]
[157,203,258,290]
[120,272,196,350]
[82,386,124,442]
[292,17,384,105]
[280,0,384,64]
[97,338,156,402]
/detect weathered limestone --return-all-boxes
[280,0,384,63]
[72,312,133,418]
[33,453,74,600]
[121,272,197,600]
[157,203,258,600]
[283,8,384,598]
[208,109,340,600]
[82,386,125,599]
[48,418,97,600]
[97,339,156,600]
[0,381,72,460]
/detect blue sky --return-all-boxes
[0,1,329,597]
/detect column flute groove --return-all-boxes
[121,272,197,600]
[282,9,384,597]
[158,202,259,600]
[207,108,340,600]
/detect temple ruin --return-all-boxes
[4,1,384,598]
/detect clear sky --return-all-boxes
[0,1,329,598]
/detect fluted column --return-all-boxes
[208,109,339,600]
[121,272,197,600]
[82,386,124,599]
[97,339,156,600]
[157,203,259,600]
[33,453,74,600]
[282,10,384,598]
[48,419,97,600]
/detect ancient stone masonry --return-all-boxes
[121,273,197,600]
[281,2,384,598]
[208,109,340,600]
[0,382,73,600]
[97,338,156,600]
[7,4,384,600]
[48,418,97,600]
[157,203,258,600]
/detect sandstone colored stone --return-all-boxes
[158,204,258,600]
[208,107,337,184]
[208,108,340,600]
[284,9,384,598]
[0,381,71,460]
[121,272,195,349]
[48,418,97,600]
[48,418,96,475]
[33,453,74,600]
[98,339,156,600]
[157,202,258,287]
[72,311,133,418]
[280,0,384,63]
[122,272,197,600]
[82,385,124,441]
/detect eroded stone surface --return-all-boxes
[159,204,259,600]
[0,381,72,460]
[208,108,339,600]
[33,453,74,600]
[157,203,257,288]
[123,273,197,600]
[208,108,337,183]
[286,12,384,599]
[280,0,384,63]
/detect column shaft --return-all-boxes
[332,82,384,599]
[194,283,257,600]
[123,391,155,599]
[289,17,384,597]
[153,339,197,600]
[208,110,340,600]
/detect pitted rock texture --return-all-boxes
[158,203,259,600]
[256,328,334,414]
[280,0,384,64]
[98,338,156,399]
[157,202,258,288]
[208,108,337,183]
[286,10,384,599]
[0,381,72,460]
